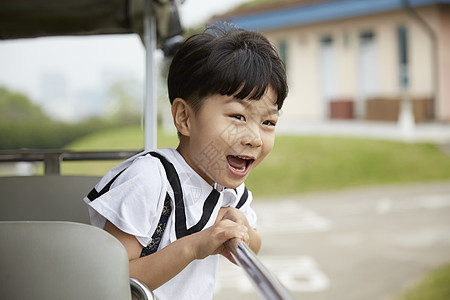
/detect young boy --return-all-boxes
[84,23,288,299]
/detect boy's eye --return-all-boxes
[263,120,276,126]
[232,115,246,121]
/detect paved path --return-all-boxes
[213,181,450,300]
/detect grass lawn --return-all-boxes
[393,264,450,300]
[245,135,450,196]
[63,125,450,197]
[62,126,178,176]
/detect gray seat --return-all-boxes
[0,176,154,299]
[0,175,99,223]
[0,221,134,299]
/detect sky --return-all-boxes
[0,0,248,120]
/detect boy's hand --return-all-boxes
[216,207,262,256]
[215,207,250,229]
[188,207,261,264]
[213,207,254,263]
[190,218,249,261]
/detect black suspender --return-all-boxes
[149,152,222,239]
[86,169,126,202]
[236,186,249,209]
[86,151,151,202]
[87,151,249,256]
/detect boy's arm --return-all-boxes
[104,219,248,290]
[248,226,262,254]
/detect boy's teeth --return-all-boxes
[232,165,246,171]
[227,155,250,172]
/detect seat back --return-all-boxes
[0,221,132,300]
[0,175,100,223]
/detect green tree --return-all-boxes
[0,87,55,149]
[0,87,50,123]
[0,86,98,149]
[0,81,146,150]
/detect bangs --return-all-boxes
[196,33,286,109]
[209,47,270,100]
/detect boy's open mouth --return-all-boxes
[226,155,254,175]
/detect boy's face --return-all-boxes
[179,87,279,188]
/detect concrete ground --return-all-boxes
[213,181,450,300]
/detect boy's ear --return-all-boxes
[172,98,192,136]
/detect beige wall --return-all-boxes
[438,5,450,121]
[261,5,446,122]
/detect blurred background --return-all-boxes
[1,0,449,299]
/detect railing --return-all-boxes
[130,278,155,300]
[225,239,294,300]
[0,149,141,175]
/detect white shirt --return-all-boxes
[84,148,257,300]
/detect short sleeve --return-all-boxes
[87,155,168,247]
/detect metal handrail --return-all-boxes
[0,149,141,162]
[0,149,141,175]
[130,278,155,300]
[225,238,294,300]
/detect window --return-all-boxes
[320,35,336,118]
[397,25,409,88]
[357,30,378,117]
[277,40,288,67]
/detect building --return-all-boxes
[216,0,450,123]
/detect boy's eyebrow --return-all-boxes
[228,97,279,115]
[266,107,280,116]
[260,107,280,117]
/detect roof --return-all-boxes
[0,0,182,46]
[215,0,450,31]
[218,0,331,19]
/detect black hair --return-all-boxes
[167,23,288,112]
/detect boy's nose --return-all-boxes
[242,124,262,148]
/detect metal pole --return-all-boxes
[43,153,62,175]
[225,239,294,300]
[143,0,157,150]
[129,278,155,300]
